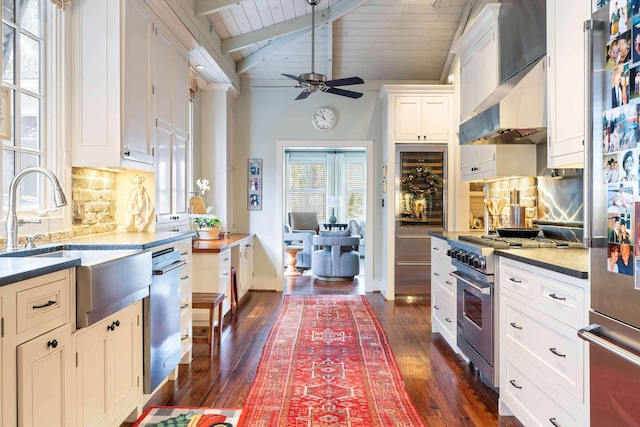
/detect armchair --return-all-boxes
[284,224,313,271]
[347,219,366,258]
[288,212,320,235]
[311,231,360,280]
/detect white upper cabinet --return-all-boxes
[395,96,450,143]
[452,4,500,120]
[72,0,155,170]
[460,144,537,182]
[546,0,590,168]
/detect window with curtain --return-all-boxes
[288,160,326,222]
[1,0,54,211]
[346,160,365,219]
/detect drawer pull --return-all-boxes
[107,320,120,331]
[47,339,58,349]
[509,379,522,389]
[223,257,230,261]
[434,272,440,276]
[445,317,453,323]
[33,300,56,309]
[181,303,189,309]
[434,305,440,310]
[509,277,522,283]
[549,293,566,301]
[181,275,189,280]
[549,418,560,427]
[510,322,523,330]
[181,334,190,341]
[549,347,566,358]
[445,280,453,285]
[433,247,439,251]
[180,250,188,255]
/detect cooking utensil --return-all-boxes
[496,227,540,238]
[497,199,507,214]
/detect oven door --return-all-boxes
[451,270,494,369]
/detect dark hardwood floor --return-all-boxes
[123,273,522,426]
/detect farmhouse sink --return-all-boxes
[32,248,152,328]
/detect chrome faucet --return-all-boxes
[5,167,67,252]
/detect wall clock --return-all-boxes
[311,107,337,131]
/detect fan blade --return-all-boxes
[325,77,364,87]
[295,90,312,100]
[282,73,307,84]
[325,87,363,99]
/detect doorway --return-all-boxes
[276,140,374,292]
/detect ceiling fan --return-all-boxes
[282,0,364,100]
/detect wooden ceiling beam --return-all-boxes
[236,29,310,74]
[195,0,244,17]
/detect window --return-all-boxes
[288,159,326,222]
[346,160,365,220]
[1,0,53,211]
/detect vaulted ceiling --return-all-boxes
[192,0,473,87]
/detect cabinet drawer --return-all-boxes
[430,237,449,255]
[534,274,586,328]
[503,296,584,401]
[500,263,534,300]
[218,249,231,272]
[432,263,455,299]
[502,355,583,427]
[397,235,431,262]
[432,290,456,338]
[16,273,70,336]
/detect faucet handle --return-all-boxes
[25,233,49,249]
[18,219,42,227]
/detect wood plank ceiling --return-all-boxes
[194,0,472,86]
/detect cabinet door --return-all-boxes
[154,24,174,129]
[395,96,423,141]
[75,321,110,427]
[17,324,73,427]
[460,50,475,120]
[422,96,449,142]
[173,48,190,135]
[475,25,499,107]
[156,125,173,217]
[111,305,141,422]
[122,0,154,165]
[173,132,189,216]
[546,0,588,167]
[238,240,254,292]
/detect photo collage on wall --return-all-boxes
[602,0,640,283]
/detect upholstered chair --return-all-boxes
[288,212,320,235]
[311,230,360,280]
[284,224,313,270]
[347,219,365,257]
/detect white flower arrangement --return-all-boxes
[195,178,213,213]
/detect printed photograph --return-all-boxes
[608,182,635,213]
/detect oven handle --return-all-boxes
[578,324,640,368]
[153,259,187,275]
[449,271,492,295]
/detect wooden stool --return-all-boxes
[192,292,225,353]
[230,267,239,314]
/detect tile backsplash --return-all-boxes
[71,168,119,236]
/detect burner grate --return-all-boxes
[458,235,584,249]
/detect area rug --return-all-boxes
[133,406,242,426]
[238,295,427,426]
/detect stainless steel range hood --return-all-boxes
[460,0,547,145]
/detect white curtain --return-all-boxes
[326,153,347,222]
[284,152,290,226]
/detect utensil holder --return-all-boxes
[509,205,525,228]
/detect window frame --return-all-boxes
[286,153,327,223]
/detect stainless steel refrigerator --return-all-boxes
[580,3,640,424]
[394,145,447,296]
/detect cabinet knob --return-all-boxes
[107,320,120,331]
[47,339,58,349]
[124,151,131,156]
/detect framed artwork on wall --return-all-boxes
[248,158,262,211]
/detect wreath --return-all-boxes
[401,165,441,200]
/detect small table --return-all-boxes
[323,223,348,231]
[284,246,303,276]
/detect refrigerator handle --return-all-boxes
[578,324,640,368]
[583,19,605,248]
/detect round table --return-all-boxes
[284,246,303,276]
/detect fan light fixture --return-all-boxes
[282,0,365,100]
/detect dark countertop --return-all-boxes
[0,231,196,287]
[428,230,589,279]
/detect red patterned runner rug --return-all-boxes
[239,295,427,427]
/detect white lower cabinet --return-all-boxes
[177,238,193,364]
[0,269,74,427]
[498,257,589,426]
[431,237,458,352]
[193,248,232,321]
[75,301,142,427]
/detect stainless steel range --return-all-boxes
[448,234,585,389]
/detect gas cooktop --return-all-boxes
[458,234,585,249]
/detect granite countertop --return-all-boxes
[428,230,589,279]
[0,230,196,287]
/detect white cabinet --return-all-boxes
[71,0,155,170]
[430,237,457,352]
[498,257,589,427]
[460,144,537,182]
[453,4,500,120]
[75,301,142,427]
[0,269,74,427]
[154,20,191,228]
[395,96,450,143]
[546,0,590,168]
[193,248,232,320]
[177,238,193,364]
[237,238,254,299]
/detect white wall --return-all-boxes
[233,85,383,290]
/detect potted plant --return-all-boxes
[193,214,222,240]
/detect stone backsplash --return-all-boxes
[71,167,118,236]
[487,177,537,229]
